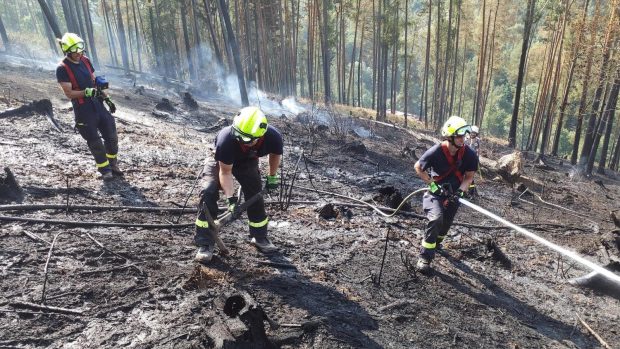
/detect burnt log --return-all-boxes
[0,99,52,118]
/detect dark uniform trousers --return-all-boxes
[420,191,460,260]
[194,158,268,247]
[74,100,118,172]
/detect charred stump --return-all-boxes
[0,99,53,118]
[221,293,279,349]
[183,92,199,110]
[0,167,24,203]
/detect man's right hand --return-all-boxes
[226,196,238,213]
[84,87,101,98]
[429,181,444,196]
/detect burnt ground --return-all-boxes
[1,59,620,349]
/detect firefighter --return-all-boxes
[194,106,283,263]
[56,33,121,180]
[413,116,479,273]
[467,125,481,154]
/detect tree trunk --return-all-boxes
[36,0,62,39]
[203,0,224,68]
[102,0,119,66]
[596,73,619,173]
[448,1,461,116]
[81,0,98,66]
[320,0,332,104]
[346,0,361,106]
[114,0,130,74]
[180,0,196,82]
[148,6,161,73]
[552,0,588,156]
[421,0,431,127]
[0,14,9,51]
[403,0,409,126]
[580,1,618,167]
[217,0,249,105]
[571,0,599,164]
[131,0,142,71]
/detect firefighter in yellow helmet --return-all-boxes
[194,107,283,263]
[56,33,121,180]
[413,116,479,273]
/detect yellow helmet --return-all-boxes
[441,116,470,137]
[59,33,85,53]
[232,107,268,143]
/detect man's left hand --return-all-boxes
[265,175,279,191]
[104,97,117,114]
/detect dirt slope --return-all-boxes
[1,60,619,349]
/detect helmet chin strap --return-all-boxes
[449,136,463,148]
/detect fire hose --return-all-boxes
[459,197,620,285]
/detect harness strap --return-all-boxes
[60,56,95,105]
[433,142,465,183]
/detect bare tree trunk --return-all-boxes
[114,0,129,73]
[148,6,160,73]
[37,0,62,39]
[508,0,535,148]
[552,0,588,156]
[430,0,441,125]
[421,0,431,127]
[596,73,619,173]
[580,0,618,167]
[571,0,599,164]
[217,0,249,105]
[203,0,224,68]
[320,0,332,104]
[131,0,141,71]
[347,0,361,105]
[448,1,461,116]
[473,0,487,126]
[438,0,453,124]
[403,0,409,126]
[357,20,365,107]
[539,7,567,158]
[102,0,119,66]
[0,14,9,51]
[81,0,98,66]
[180,0,196,81]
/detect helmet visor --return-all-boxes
[66,42,85,53]
[454,125,471,136]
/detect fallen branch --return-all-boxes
[9,301,83,315]
[0,203,199,213]
[378,300,413,312]
[576,314,611,349]
[41,232,64,303]
[0,215,192,228]
[20,230,51,245]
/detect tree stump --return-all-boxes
[0,167,24,203]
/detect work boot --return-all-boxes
[251,236,278,254]
[416,257,431,274]
[100,170,114,181]
[109,158,124,177]
[195,245,214,263]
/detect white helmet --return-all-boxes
[471,125,479,134]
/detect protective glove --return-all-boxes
[84,87,101,98]
[265,174,279,191]
[429,181,444,196]
[104,97,117,114]
[226,196,238,213]
[456,188,470,199]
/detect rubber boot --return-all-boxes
[109,158,124,177]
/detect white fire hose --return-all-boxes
[460,198,620,285]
